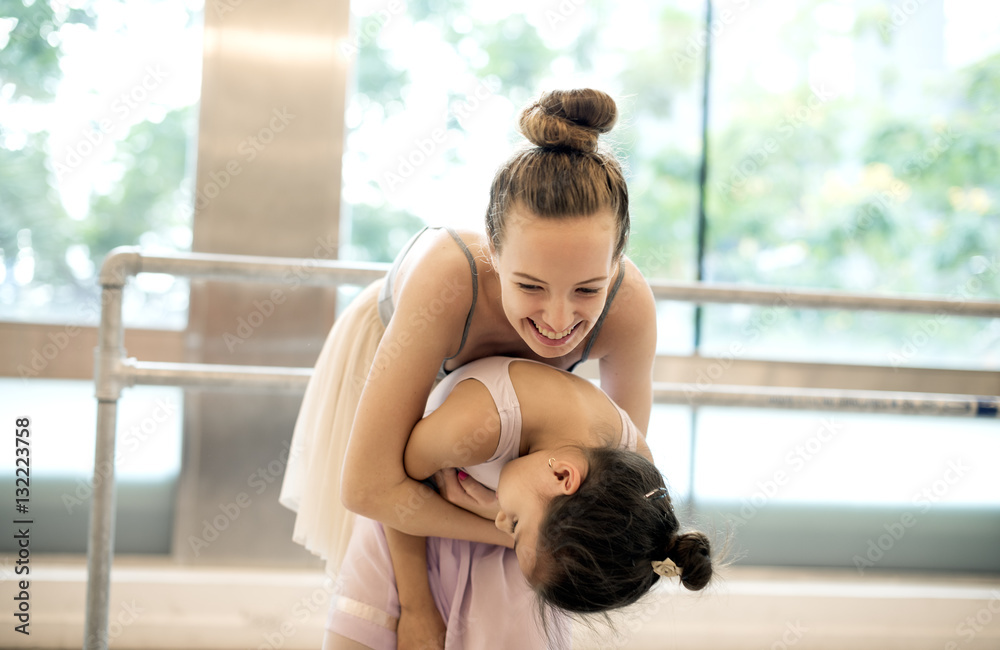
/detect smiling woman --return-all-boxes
[275,87,660,649]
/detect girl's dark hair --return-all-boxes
[533,447,713,614]
[485,88,630,260]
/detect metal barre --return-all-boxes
[84,247,1000,650]
[110,358,1000,417]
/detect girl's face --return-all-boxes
[494,451,585,580]
[493,208,619,359]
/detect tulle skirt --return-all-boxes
[279,279,386,574]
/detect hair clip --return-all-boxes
[644,486,669,500]
[651,558,682,579]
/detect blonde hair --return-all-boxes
[486,88,630,259]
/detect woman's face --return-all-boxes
[493,208,619,359]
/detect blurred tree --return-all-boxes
[83,106,196,268]
[0,133,75,285]
[0,0,92,101]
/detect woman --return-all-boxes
[325,357,714,649]
[278,87,659,631]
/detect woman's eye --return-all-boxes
[577,287,601,295]
[517,283,540,291]
[511,519,518,533]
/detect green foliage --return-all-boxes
[0,0,92,101]
[345,202,425,263]
[83,106,196,267]
[0,132,75,284]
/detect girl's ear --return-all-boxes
[550,458,586,495]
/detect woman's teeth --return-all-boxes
[533,320,574,340]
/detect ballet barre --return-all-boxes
[84,247,999,650]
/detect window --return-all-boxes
[0,0,202,328]
[0,0,202,553]
[343,0,1000,572]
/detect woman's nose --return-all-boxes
[543,298,574,332]
[494,511,507,531]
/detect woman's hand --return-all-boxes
[397,604,446,650]
[433,469,500,521]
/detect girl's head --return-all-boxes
[495,447,714,613]
[486,89,631,359]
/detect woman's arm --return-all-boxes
[340,237,511,547]
[596,257,658,434]
[384,528,445,650]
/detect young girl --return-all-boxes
[280,88,659,572]
[325,357,714,649]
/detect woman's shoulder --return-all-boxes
[392,227,488,307]
[593,256,657,349]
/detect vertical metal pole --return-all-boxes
[693,0,714,351]
[84,285,126,650]
[688,0,714,516]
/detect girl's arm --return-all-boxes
[382,379,505,648]
[341,238,511,548]
[403,378,502,481]
[596,257,658,434]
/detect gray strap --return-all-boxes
[569,265,626,371]
[441,227,478,363]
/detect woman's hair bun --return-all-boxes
[669,531,714,592]
[518,88,618,152]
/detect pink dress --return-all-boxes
[325,357,640,649]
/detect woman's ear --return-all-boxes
[486,239,500,271]
[610,257,622,281]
